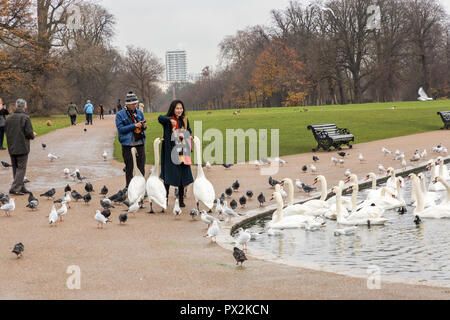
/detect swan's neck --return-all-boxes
[336,189,343,219]
[274,193,284,222]
[194,138,205,178]
[438,177,450,203]
[420,177,427,195]
[152,140,160,177]
[131,149,142,177]
[439,163,444,176]
[351,184,358,213]
[413,178,425,212]
[286,179,294,206]
[319,177,327,201]
[371,175,377,190]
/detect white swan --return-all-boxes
[413,175,450,219]
[146,138,167,213]
[385,167,397,192]
[277,179,309,217]
[364,172,384,199]
[268,192,324,229]
[347,183,384,219]
[360,177,405,210]
[409,172,438,208]
[193,136,215,211]
[427,160,445,191]
[300,175,330,216]
[127,147,146,206]
[436,156,450,180]
[433,176,450,205]
[332,186,388,226]
[326,180,352,211]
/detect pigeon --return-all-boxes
[382,147,392,156]
[219,193,226,204]
[40,188,56,199]
[102,151,107,161]
[85,183,94,193]
[232,180,240,192]
[239,195,247,208]
[95,210,110,228]
[1,198,15,216]
[101,209,111,219]
[190,209,199,220]
[246,190,253,199]
[84,128,87,133]
[331,157,339,165]
[83,192,92,204]
[64,184,71,193]
[1,160,11,168]
[225,187,233,197]
[119,213,128,224]
[100,185,108,196]
[229,199,238,210]
[302,165,308,173]
[0,193,9,205]
[205,220,220,242]
[173,199,182,217]
[295,179,303,191]
[312,156,319,162]
[48,153,58,161]
[235,228,251,250]
[41,143,46,149]
[75,171,87,182]
[301,183,316,194]
[257,192,265,206]
[337,152,349,158]
[26,195,39,210]
[269,176,280,187]
[222,163,233,169]
[12,243,24,258]
[71,190,83,202]
[49,205,58,226]
[233,247,248,266]
[23,177,30,184]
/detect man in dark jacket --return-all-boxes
[0,99,9,150]
[67,102,78,125]
[5,99,36,195]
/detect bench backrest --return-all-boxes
[307,124,339,136]
[438,111,450,122]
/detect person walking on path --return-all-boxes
[158,100,194,208]
[98,104,105,120]
[84,100,94,125]
[115,99,122,114]
[0,98,9,150]
[115,91,147,188]
[67,102,78,126]
[5,99,36,195]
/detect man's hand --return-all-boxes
[135,122,142,129]
[33,132,37,137]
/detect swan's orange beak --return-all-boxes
[364,175,369,181]
[344,177,350,183]
[426,164,431,170]
[280,181,285,186]
[346,186,353,193]
[313,178,318,185]
[432,177,438,184]
[405,176,411,182]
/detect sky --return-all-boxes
[100,0,293,75]
[101,0,450,76]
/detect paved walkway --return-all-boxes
[0,117,449,299]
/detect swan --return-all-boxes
[326,180,352,210]
[193,136,215,211]
[299,175,330,216]
[332,186,388,226]
[409,173,438,208]
[427,160,445,191]
[277,179,309,216]
[385,167,397,191]
[364,172,383,199]
[432,176,450,205]
[127,147,146,207]
[413,175,450,219]
[146,138,167,213]
[359,177,405,210]
[436,156,450,180]
[347,183,384,219]
[268,192,324,229]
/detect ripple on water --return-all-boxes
[246,165,450,283]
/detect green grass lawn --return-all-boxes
[113,100,450,164]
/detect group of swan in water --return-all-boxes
[266,157,450,232]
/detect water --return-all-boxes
[245,165,450,285]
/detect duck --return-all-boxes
[413,175,450,218]
[267,191,324,229]
[332,186,388,226]
[127,147,146,207]
[146,138,167,213]
[193,136,215,211]
[427,159,445,191]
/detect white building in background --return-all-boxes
[165,50,187,82]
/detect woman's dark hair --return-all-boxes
[167,100,186,119]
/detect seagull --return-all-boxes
[49,205,58,226]
[56,202,68,222]
[382,147,392,156]
[128,201,140,215]
[395,149,401,156]
[1,160,11,168]
[214,199,223,215]
[173,199,182,217]
[344,169,352,177]
[394,153,405,161]
[257,192,265,206]
[261,157,271,165]
[331,157,339,166]
[54,191,72,208]
[205,220,220,242]
[232,180,240,192]
[1,198,15,216]
[410,152,421,162]
[338,159,345,166]
[239,195,247,208]
[12,243,24,258]
[190,209,199,220]
[402,159,407,169]
[274,157,287,164]
[313,155,319,162]
[420,149,427,158]
[119,213,128,224]
[233,247,248,266]
[102,151,107,161]
[205,161,211,169]
[295,179,303,191]
[246,190,253,199]
[378,164,386,173]
[48,153,58,161]
[309,164,317,173]
[100,185,108,196]
[253,160,261,168]
[279,186,287,199]
[359,153,365,162]
[222,200,238,222]
[95,210,110,228]
[235,228,251,250]
[201,210,219,229]
[417,87,433,101]
[334,226,357,236]
[40,188,56,199]
[309,2,336,18]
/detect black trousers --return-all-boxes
[165,183,185,203]
[122,144,146,188]
[0,126,5,148]
[10,154,28,192]
[86,113,93,125]
[70,115,77,125]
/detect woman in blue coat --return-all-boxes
[158,100,194,207]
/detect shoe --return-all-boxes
[21,188,31,194]
[179,201,186,208]
[9,190,25,196]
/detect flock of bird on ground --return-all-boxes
[1,132,449,266]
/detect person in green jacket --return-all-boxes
[67,102,78,125]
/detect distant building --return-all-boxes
[165,50,187,82]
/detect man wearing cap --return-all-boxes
[115,91,147,188]
[84,100,94,125]
[5,98,37,195]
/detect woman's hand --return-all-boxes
[135,122,142,129]
[170,119,177,127]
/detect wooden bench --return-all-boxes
[307,123,354,152]
[437,111,450,130]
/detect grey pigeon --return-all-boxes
[12,243,24,258]
[257,192,265,206]
[233,247,247,266]
[246,190,253,199]
[40,188,56,199]
[119,213,128,224]
[232,180,240,192]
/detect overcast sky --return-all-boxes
[101,0,450,76]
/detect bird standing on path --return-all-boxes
[225,187,233,197]
[119,213,128,224]
[1,198,15,216]
[48,153,58,162]
[102,151,107,161]
[239,195,247,208]
[313,155,319,163]
[337,152,349,158]
[41,143,46,150]
[257,192,265,206]
[235,228,251,250]
[246,190,253,199]
[382,147,392,156]
[232,180,240,192]
[233,247,248,267]
[222,163,233,169]
[269,176,280,187]
[302,165,308,173]
[205,220,220,242]
[359,153,365,162]
[229,199,238,210]
[83,193,92,205]
[301,183,316,194]
[40,188,56,199]
[190,209,199,220]
[95,210,110,229]
[173,199,182,217]
[85,183,94,193]
[12,243,24,258]
[71,190,83,202]
[100,185,108,196]
[1,160,11,169]
[331,157,339,166]
[49,205,58,226]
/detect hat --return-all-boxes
[126,91,139,105]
